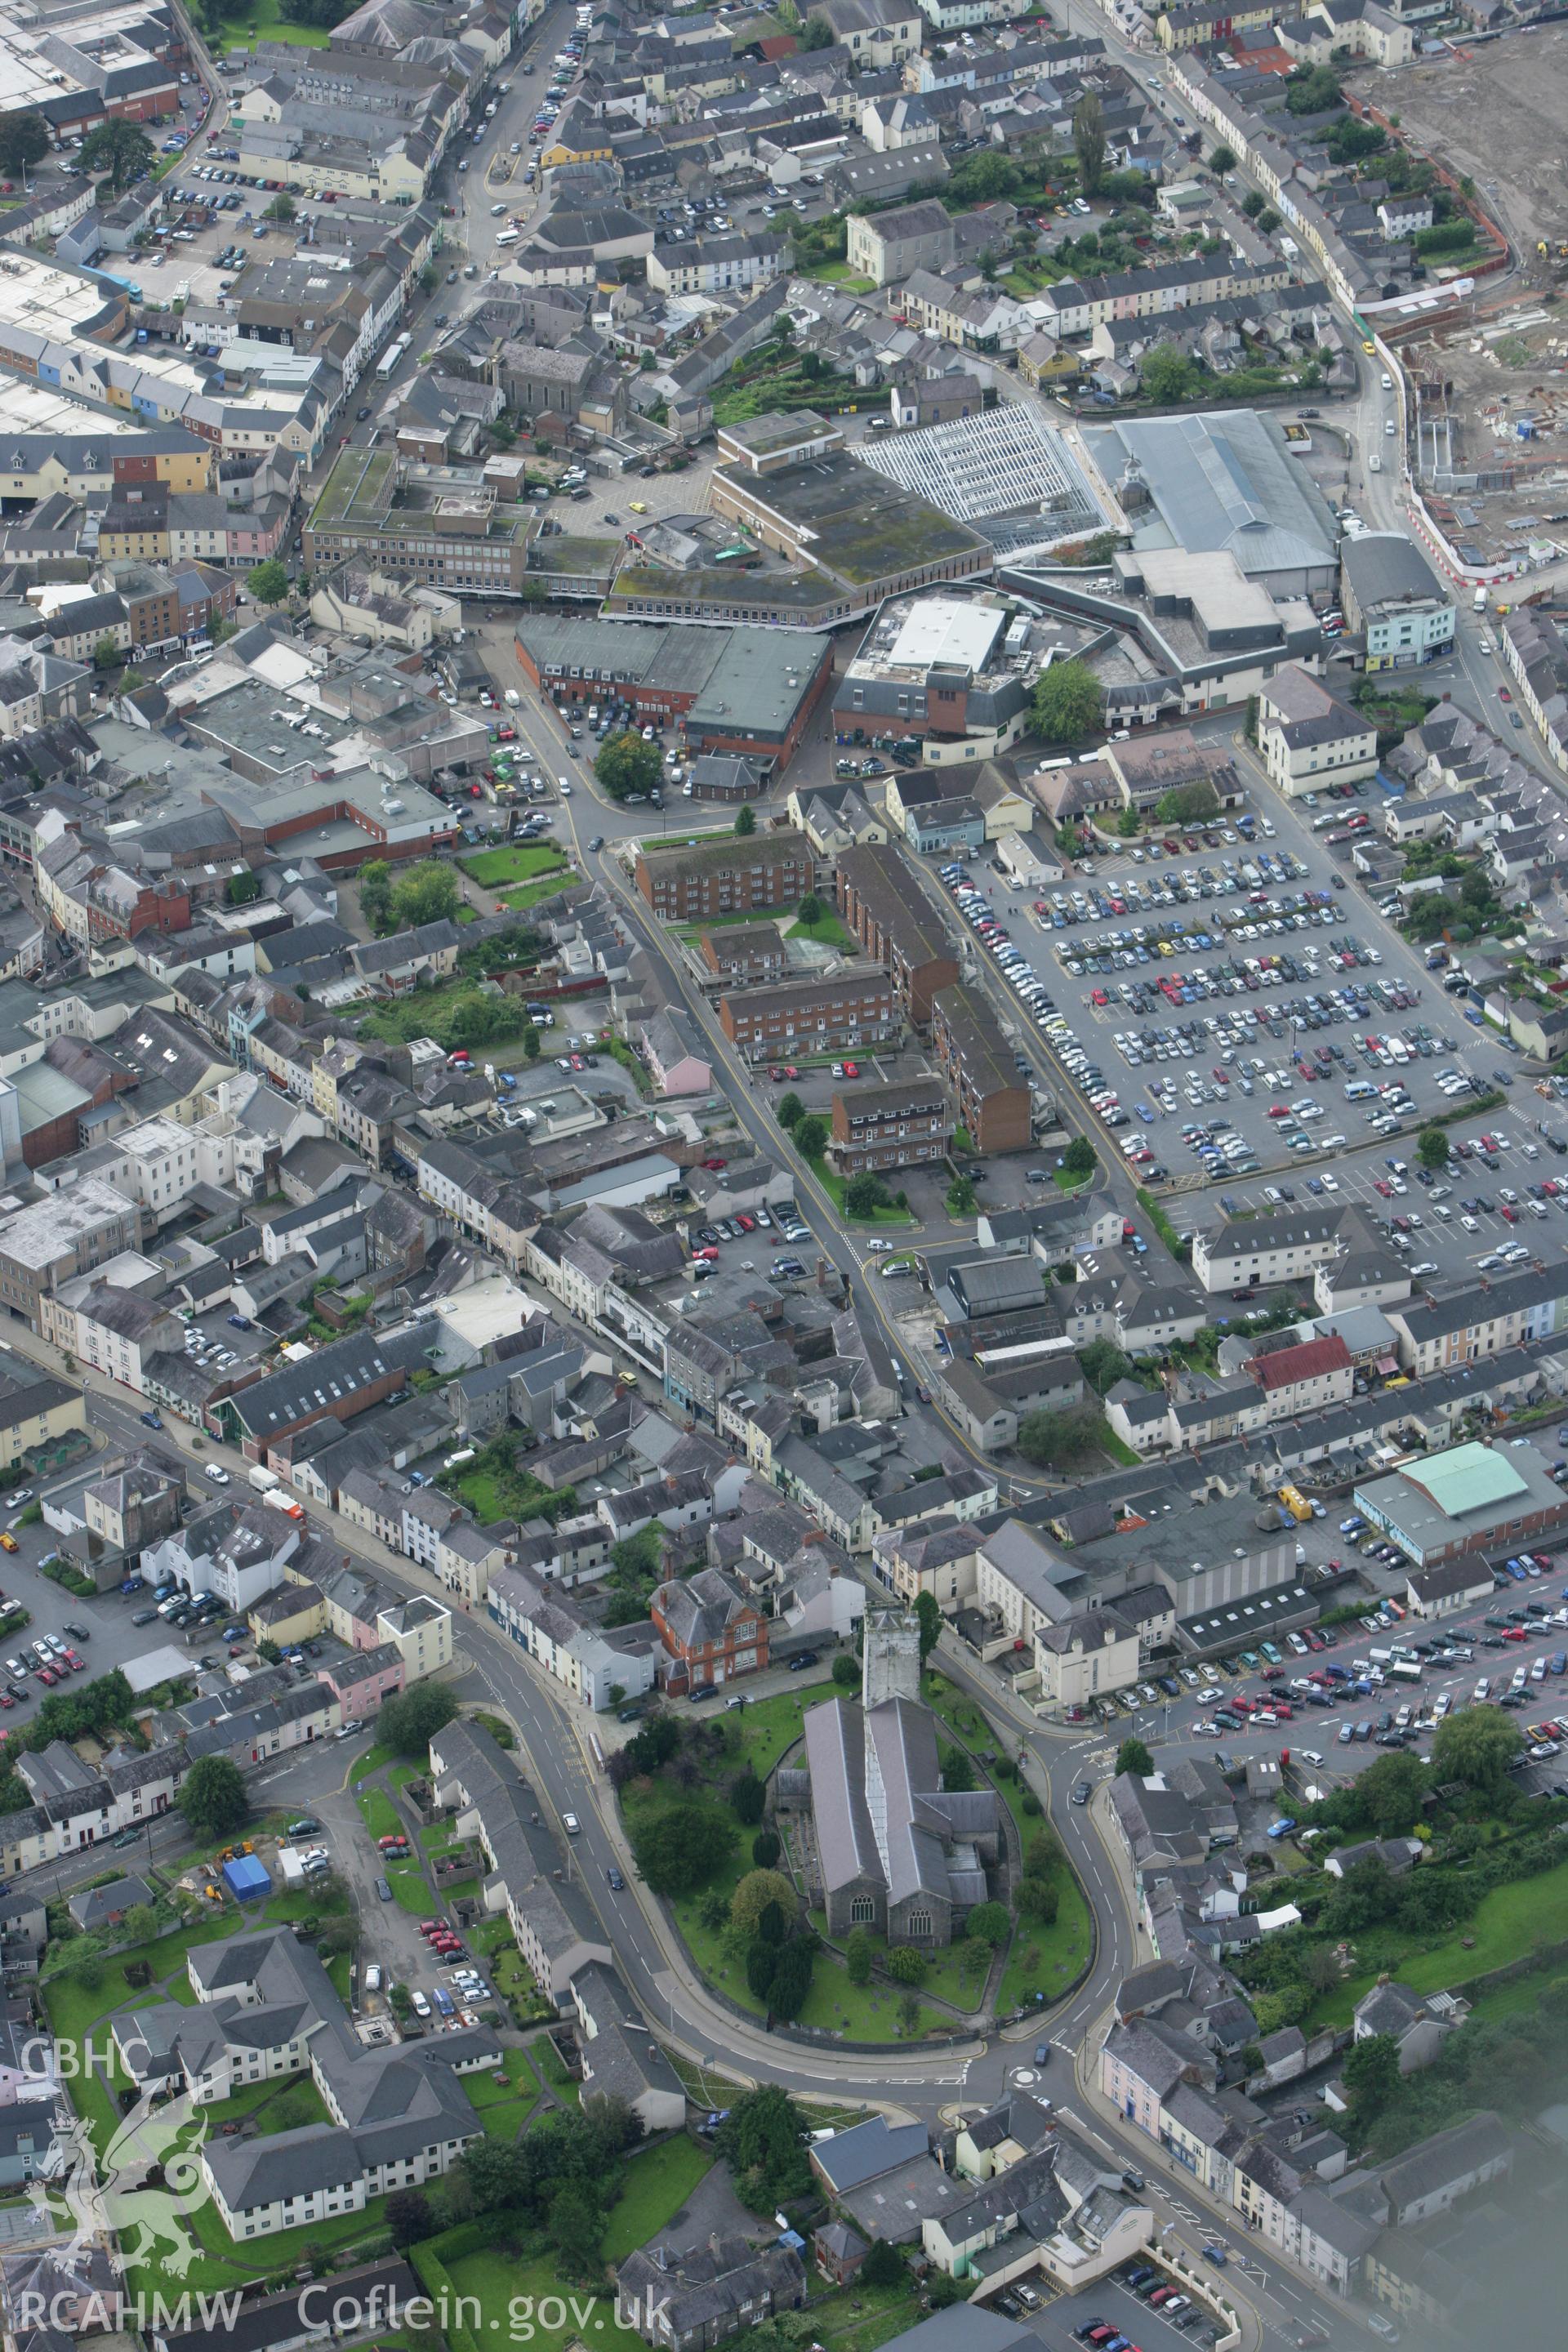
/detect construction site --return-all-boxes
[1396,297,1568,572]
[1348,27,1568,267]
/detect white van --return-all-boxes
[495,228,519,247]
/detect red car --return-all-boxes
[63,1650,84,1672]
[736,1212,756,1232]
[702,1157,727,1171]
[1500,687,1512,702]
[418,1920,442,1936]
[377,1835,405,1851]
[1373,1178,1393,1198]
[36,1667,56,1686]
[782,1066,799,1080]
[842,1061,859,1078]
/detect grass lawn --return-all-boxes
[133,2182,391,2297]
[216,0,329,46]
[806,1152,915,1226]
[448,1468,531,1521]
[1002,256,1068,297]
[669,2053,747,2108]
[496,875,575,913]
[801,262,878,293]
[461,844,573,888]
[387,1860,430,1913]
[201,2073,330,2133]
[326,1949,353,2002]
[445,2247,644,2352]
[533,2036,580,2106]
[1303,1856,1568,2030]
[42,1912,238,2048]
[627,1689,947,2041]
[1092,1416,1140,1468]
[600,2138,713,2263]
[389,1763,429,1800]
[263,1885,349,1925]
[787,906,856,951]
[923,1673,1094,2016]
[440,2140,716,2350]
[356,1787,403,1842]
[809,2281,924,2352]
[1468,1965,1557,2025]
[463,2046,542,2141]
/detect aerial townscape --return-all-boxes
[0,0,1566,2346]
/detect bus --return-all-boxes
[375,332,411,382]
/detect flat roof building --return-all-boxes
[708,447,992,625]
[834,590,1058,757]
[304,449,533,598]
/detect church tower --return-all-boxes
[861,1607,920,1710]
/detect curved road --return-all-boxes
[32,1353,1354,2345]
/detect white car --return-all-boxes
[412,1991,431,2017]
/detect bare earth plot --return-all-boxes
[1351,27,1568,256]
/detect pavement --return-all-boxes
[0,1190,1416,2348]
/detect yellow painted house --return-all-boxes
[538,101,614,171]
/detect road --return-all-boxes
[0,1114,1389,2341]
[466,632,1062,1497]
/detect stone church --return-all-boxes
[801,1608,1000,1948]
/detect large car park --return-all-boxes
[951,766,1561,1235]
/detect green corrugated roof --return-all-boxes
[1405,1441,1528,1520]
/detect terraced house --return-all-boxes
[829,1076,954,1174]
[635,831,818,920]
[718,970,898,1059]
[929,983,1031,1152]
[835,840,960,1024]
